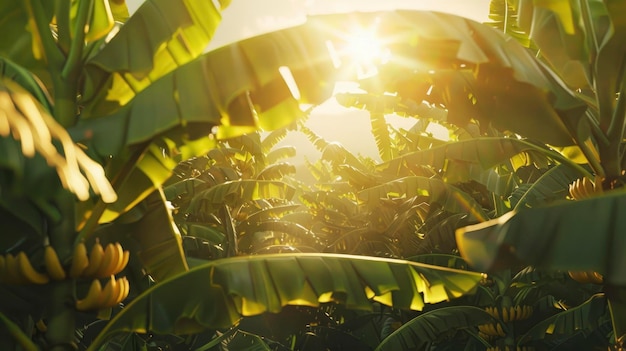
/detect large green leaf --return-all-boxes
[515,0,592,89]
[88,253,485,350]
[82,0,228,115]
[456,191,626,286]
[519,294,610,345]
[374,306,496,351]
[74,21,337,160]
[509,163,581,209]
[357,176,489,221]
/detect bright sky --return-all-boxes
[126,0,491,172]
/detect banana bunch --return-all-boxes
[478,323,506,337]
[76,275,130,311]
[486,346,535,351]
[0,252,50,285]
[485,305,534,322]
[568,177,601,200]
[0,241,129,285]
[568,270,603,284]
[70,240,130,279]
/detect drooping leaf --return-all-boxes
[374,306,497,351]
[74,22,337,160]
[265,145,296,165]
[377,138,584,180]
[187,180,296,213]
[510,163,581,209]
[82,0,227,115]
[357,176,489,222]
[88,253,485,350]
[456,191,626,285]
[93,189,188,282]
[255,163,296,181]
[519,294,610,344]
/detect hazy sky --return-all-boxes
[125,0,491,166]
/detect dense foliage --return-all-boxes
[1,0,625,350]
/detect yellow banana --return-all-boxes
[76,279,103,311]
[35,319,47,333]
[502,306,509,322]
[568,270,588,283]
[114,249,130,276]
[44,246,66,280]
[588,271,603,284]
[16,252,50,284]
[95,243,120,278]
[82,240,104,277]
[116,277,129,305]
[575,178,586,198]
[582,177,596,197]
[3,253,27,284]
[109,243,126,276]
[0,255,6,283]
[496,323,505,336]
[111,276,128,306]
[97,275,117,308]
[568,181,579,200]
[69,242,89,278]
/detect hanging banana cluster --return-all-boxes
[478,304,534,339]
[485,305,534,322]
[69,240,130,279]
[568,270,603,284]
[76,275,130,311]
[0,252,52,285]
[568,177,601,200]
[1,240,129,283]
[478,323,506,337]
[486,346,535,351]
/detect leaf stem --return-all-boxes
[54,0,71,54]
[25,0,63,65]
[0,312,39,351]
[61,0,93,79]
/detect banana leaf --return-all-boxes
[519,294,610,345]
[74,21,337,160]
[187,180,296,213]
[82,0,228,115]
[374,306,496,351]
[509,163,581,209]
[376,138,586,180]
[255,163,296,181]
[88,253,485,350]
[265,145,296,165]
[92,189,188,282]
[319,10,587,146]
[456,191,626,286]
[357,176,489,221]
[0,0,55,88]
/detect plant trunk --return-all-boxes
[45,192,77,351]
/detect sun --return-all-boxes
[336,23,389,78]
[345,27,382,65]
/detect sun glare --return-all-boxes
[345,28,381,64]
[339,22,389,78]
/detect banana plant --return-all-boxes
[0,0,340,349]
[438,1,626,346]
